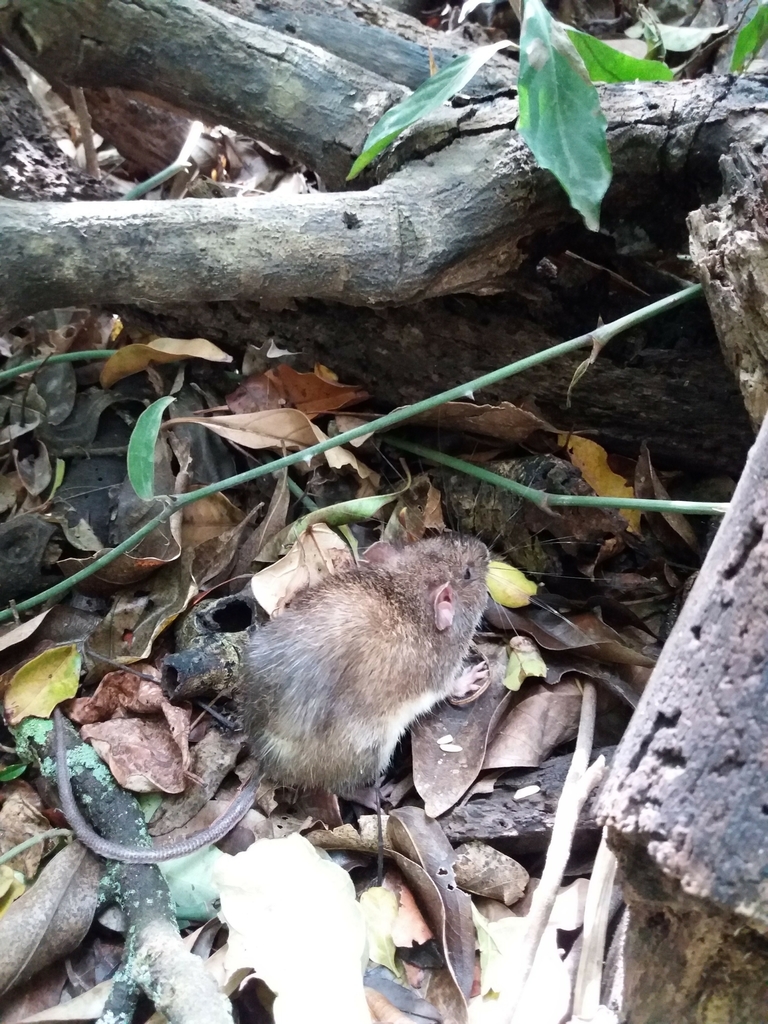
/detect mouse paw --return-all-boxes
[451,660,490,700]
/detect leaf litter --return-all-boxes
[0,304,725,1022]
[0,43,734,1010]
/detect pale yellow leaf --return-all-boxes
[359,887,400,975]
[4,645,81,725]
[487,561,538,608]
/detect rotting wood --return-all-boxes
[598,409,768,1021]
[689,147,768,429]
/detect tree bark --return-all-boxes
[598,410,768,1020]
[689,148,768,429]
[2,74,767,324]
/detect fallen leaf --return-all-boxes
[0,865,25,920]
[100,337,231,388]
[0,610,52,654]
[360,887,400,975]
[80,715,188,794]
[635,443,699,554]
[227,364,368,418]
[453,843,528,906]
[181,493,244,549]
[483,680,583,770]
[0,844,101,998]
[408,402,557,444]
[382,870,434,949]
[503,637,547,691]
[4,646,81,725]
[486,561,538,608]
[250,523,354,616]
[214,833,370,1024]
[169,408,379,487]
[0,785,51,878]
[560,433,641,533]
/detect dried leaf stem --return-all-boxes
[500,680,605,1022]
[571,829,619,1020]
[0,284,702,624]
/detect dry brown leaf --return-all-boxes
[169,408,379,487]
[0,784,50,879]
[453,842,528,906]
[250,523,354,616]
[100,337,231,388]
[227,363,368,418]
[0,844,101,998]
[181,493,244,550]
[407,402,557,444]
[80,716,188,794]
[483,679,583,770]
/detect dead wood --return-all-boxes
[439,746,614,858]
[689,148,768,428]
[598,411,768,1020]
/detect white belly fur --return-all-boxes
[380,689,445,765]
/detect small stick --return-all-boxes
[70,88,100,178]
[501,680,605,1021]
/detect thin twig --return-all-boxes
[501,681,605,1022]
[572,829,618,1020]
[70,87,100,178]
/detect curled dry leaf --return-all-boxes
[382,869,434,949]
[0,843,101,999]
[80,715,189,794]
[99,337,232,388]
[67,671,191,793]
[407,401,557,444]
[227,363,369,418]
[453,843,529,906]
[169,408,380,488]
[0,784,51,878]
[250,523,354,616]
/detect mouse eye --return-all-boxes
[464,567,472,580]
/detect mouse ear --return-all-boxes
[362,541,401,566]
[432,582,455,631]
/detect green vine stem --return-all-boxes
[0,284,703,624]
[0,350,117,385]
[0,828,72,867]
[384,437,730,516]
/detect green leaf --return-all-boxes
[127,396,176,500]
[731,3,768,71]
[566,28,673,81]
[347,40,513,180]
[626,19,729,51]
[518,0,612,231]
[0,764,26,782]
[4,646,81,725]
[258,489,403,562]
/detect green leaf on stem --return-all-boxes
[731,3,768,71]
[566,28,673,81]
[517,0,612,231]
[127,396,176,500]
[347,40,513,180]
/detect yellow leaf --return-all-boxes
[4,645,81,725]
[359,887,400,976]
[559,433,641,533]
[504,636,547,691]
[486,560,538,608]
[100,337,232,388]
[0,865,25,919]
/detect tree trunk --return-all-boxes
[598,413,768,1020]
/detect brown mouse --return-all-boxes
[54,533,490,862]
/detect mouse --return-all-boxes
[54,532,490,863]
